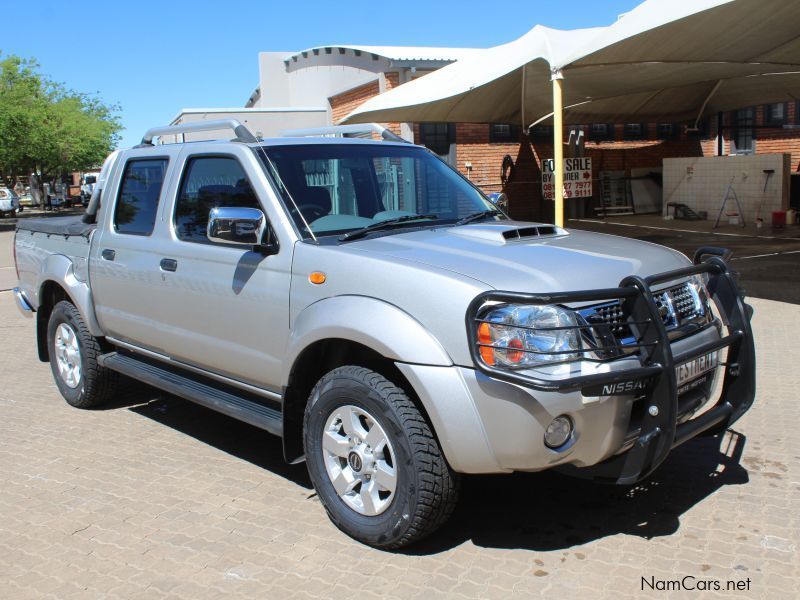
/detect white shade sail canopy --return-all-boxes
[344,0,800,127]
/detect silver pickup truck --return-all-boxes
[13,120,756,549]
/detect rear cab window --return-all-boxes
[114,158,168,235]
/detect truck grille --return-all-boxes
[580,282,703,344]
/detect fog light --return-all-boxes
[544,415,573,448]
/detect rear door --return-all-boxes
[89,146,182,349]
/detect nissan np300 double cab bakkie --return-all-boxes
[13,120,756,548]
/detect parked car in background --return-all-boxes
[80,173,100,206]
[0,187,21,217]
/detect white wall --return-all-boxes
[162,110,328,143]
[257,52,377,116]
[662,154,790,222]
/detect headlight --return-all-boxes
[476,304,583,368]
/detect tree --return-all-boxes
[0,53,121,190]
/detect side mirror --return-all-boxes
[207,207,277,254]
[487,192,508,211]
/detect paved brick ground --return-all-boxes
[0,291,798,599]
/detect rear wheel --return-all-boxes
[47,301,118,408]
[304,365,459,549]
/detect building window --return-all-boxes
[489,123,521,143]
[764,102,787,126]
[419,123,456,165]
[529,125,553,140]
[588,123,614,141]
[656,123,676,139]
[732,108,755,154]
[624,123,644,140]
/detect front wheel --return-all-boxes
[304,366,459,549]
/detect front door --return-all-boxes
[150,148,292,391]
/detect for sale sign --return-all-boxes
[542,157,592,200]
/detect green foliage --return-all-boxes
[0,52,121,181]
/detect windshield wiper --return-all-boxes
[454,209,504,226]
[339,214,439,242]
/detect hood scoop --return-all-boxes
[448,222,568,244]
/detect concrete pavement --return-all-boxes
[0,290,798,599]
[568,216,800,304]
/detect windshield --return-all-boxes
[258,143,501,239]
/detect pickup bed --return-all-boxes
[13,120,756,549]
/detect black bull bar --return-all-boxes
[466,248,756,484]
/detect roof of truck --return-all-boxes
[145,136,413,150]
[253,136,411,147]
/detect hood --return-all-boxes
[346,222,690,295]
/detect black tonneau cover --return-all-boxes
[15,216,96,238]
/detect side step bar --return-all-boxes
[99,352,282,436]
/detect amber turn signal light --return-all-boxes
[309,271,327,285]
[477,322,495,365]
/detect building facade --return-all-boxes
[173,45,800,221]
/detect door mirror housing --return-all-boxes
[207,207,277,254]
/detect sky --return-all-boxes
[3,0,640,148]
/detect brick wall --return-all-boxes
[452,123,706,220]
[329,75,402,136]
[329,74,800,219]
[455,125,705,186]
[704,104,800,168]
[330,80,381,125]
[384,72,400,90]
[751,103,800,169]
[455,123,518,192]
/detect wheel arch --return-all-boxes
[281,296,454,464]
[284,296,453,373]
[281,337,440,466]
[35,262,102,362]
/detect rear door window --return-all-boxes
[114,158,168,235]
[174,156,261,243]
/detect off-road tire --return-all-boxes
[304,365,459,549]
[47,300,118,408]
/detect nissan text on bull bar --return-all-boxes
[12,120,756,548]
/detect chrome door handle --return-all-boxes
[160,258,178,272]
[101,249,115,261]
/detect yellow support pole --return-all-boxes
[551,70,564,227]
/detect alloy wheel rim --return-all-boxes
[54,323,81,389]
[321,404,397,516]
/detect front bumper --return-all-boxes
[404,251,755,482]
[466,251,755,483]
